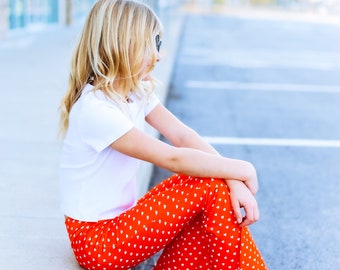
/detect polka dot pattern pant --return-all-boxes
[65,174,267,269]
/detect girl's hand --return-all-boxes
[226,179,260,227]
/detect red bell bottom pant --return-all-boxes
[65,174,267,269]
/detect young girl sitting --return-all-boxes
[59,0,267,269]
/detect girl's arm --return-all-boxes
[145,104,220,155]
[146,104,260,193]
[110,126,257,193]
[145,103,259,226]
[111,104,260,225]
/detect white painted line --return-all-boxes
[181,58,340,70]
[203,136,340,148]
[186,81,340,93]
[181,49,340,70]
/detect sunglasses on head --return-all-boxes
[155,34,162,52]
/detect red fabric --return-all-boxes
[65,174,267,269]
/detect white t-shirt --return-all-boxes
[59,84,160,221]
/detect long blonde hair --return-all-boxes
[59,0,163,136]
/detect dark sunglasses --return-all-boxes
[155,34,162,52]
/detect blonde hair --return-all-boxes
[59,0,163,136]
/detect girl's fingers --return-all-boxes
[240,203,259,227]
[230,197,243,224]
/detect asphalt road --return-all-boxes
[149,12,340,270]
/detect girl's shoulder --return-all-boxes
[81,84,119,108]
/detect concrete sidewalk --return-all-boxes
[0,8,183,270]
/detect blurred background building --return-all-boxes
[0,0,96,39]
[0,0,185,40]
[0,0,339,40]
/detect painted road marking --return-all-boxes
[185,81,340,93]
[181,49,340,70]
[203,136,340,148]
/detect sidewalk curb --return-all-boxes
[136,12,184,197]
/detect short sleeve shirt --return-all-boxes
[59,84,160,221]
